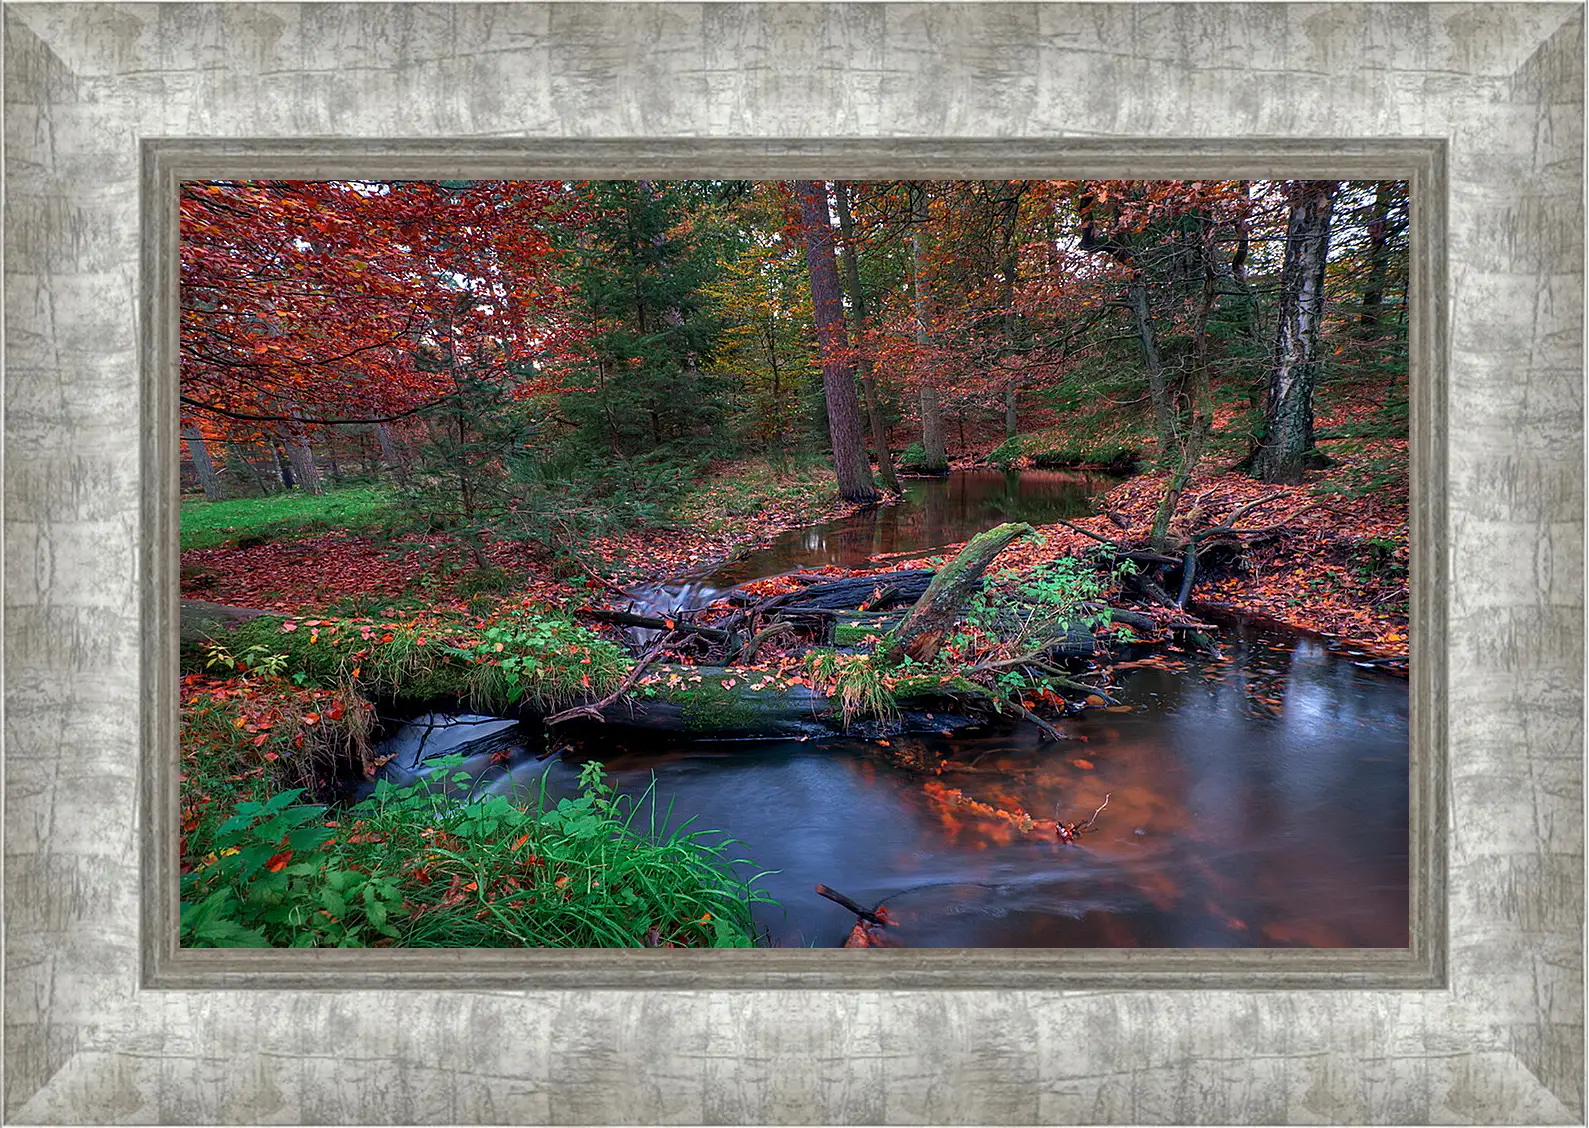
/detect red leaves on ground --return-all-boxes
[181,532,581,613]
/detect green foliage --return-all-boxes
[180,763,777,948]
[898,441,928,472]
[670,457,837,530]
[180,788,398,948]
[216,609,629,712]
[202,640,289,677]
[180,487,401,551]
[965,555,1120,656]
[560,181,727,461]
[504,448,695,559]
[441,611,628,711]
[399,336,548,560]
[1027,445,1141,474]
[803,650,897,728]
[989,434,1025,470]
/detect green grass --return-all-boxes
[181,486,402,551]
[179,760,777,948]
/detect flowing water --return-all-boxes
[374,469,1410,948]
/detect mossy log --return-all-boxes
[180,598,273,646]
[753,569,940,612]
[876,522,1035,666]
[570,664,987,740]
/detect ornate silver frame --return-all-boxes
[141,137,1447,993]
[7,4,1582,1123]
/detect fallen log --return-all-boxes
[579,607,731,642]
[762,569,938,613]
[877,523,1036,666]
[180,598,272,646]
[553,663,989,740]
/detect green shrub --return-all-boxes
[215,609,629,712]
[989,435,1025,470]
[180,761,777,948]
[898,441,928,471]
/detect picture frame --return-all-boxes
[6,3,1581,1123]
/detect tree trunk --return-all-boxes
[1126,276,1175,469]
[374,423,408,486]
[877,521,1035,666]
[998,202,1024,443]
[1150,218,1219,549]
[183,427,223,501]
[833,181,902,493]
[1252,181,1339,484]
[1358,181,1396,340]
[271,438,295,489]
[232,441,271,495]
[910,186,949,473]
[282,419,324,495]
[794,180,878,504]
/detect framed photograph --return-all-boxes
[6,3,1581,1124]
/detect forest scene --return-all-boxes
[179,178,1410,949]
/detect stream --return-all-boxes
[373,470,1410,948]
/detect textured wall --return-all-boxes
[4,3,1583,1123]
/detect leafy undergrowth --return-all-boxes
[181,674,376,847]
[180,487,403,551]
[863,456,1408,660]
[180,459,860,609]
[200,606,631,714]
[181,759,775,949]
[1090,462,1408,659]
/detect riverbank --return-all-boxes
[178,459,866,613]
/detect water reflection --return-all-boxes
[711,469,1105,585]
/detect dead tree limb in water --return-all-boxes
[545,643,667,727]
[815,884,888,926]
[876,522,1035,667]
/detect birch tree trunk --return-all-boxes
[1252,181,1340,484]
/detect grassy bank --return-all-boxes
[181,750,775,949]
[181,486,402,551]
[181,606,775,948]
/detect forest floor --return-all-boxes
[180,375,1409,664]
[179,459,855,614]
